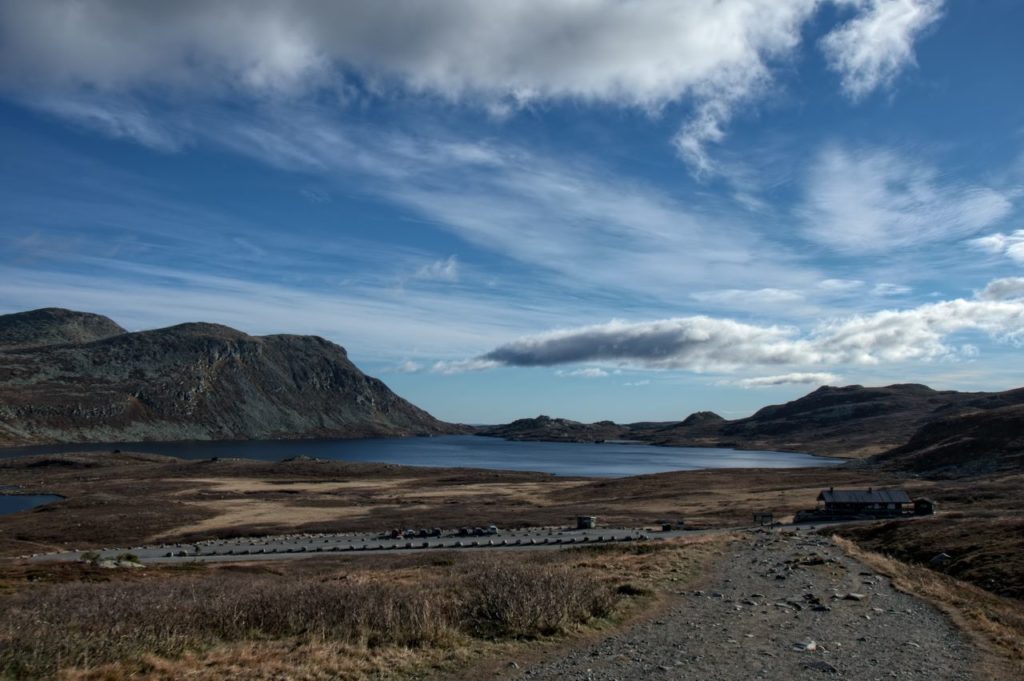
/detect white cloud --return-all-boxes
[970,230,1024,264]
[976,277,1024,302]
[395,360,423,373]
[414,255,459,282]
[456,283,1024,372]
[821,0,944,100]
[624,379,651,387]
[802,145,1013,254]
[431,358,501,375]
[691,288,804,305]
[555,367,609,378]
[0,1,815,105]
[0,1,944,171]
[479,317,809,371]
[736,372,839,387]
[872,282,911,296]
[818,278,865,293]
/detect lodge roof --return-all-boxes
[817,488,912,504]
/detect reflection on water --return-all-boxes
[0,435,843,478]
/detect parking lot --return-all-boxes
[28,525,691,564]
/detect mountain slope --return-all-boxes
[0,308,126,350]
[872,404,1024,474]
[0,309,460,446]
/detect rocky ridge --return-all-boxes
[0,308,462,446]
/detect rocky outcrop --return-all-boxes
[0,308,462,446]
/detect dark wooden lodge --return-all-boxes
[816,487,912,517]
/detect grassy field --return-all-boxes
[0,535,726,680]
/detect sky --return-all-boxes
[1,0,1023,424]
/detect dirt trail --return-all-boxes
[510,530,975,680]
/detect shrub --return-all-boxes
[464,562,616,638]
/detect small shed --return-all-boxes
[752,512,774,526]
[576,515,597,529]
[914,498,936,516]
[817,487,912,516]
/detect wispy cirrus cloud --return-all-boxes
[801,145,1013,254]
[821,0,944,100]
[691,288,804,306]
[555,367,609,378]
[970,230,1024,264]
[203,109,818,300]
[413,255,460,283]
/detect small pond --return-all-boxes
[0,494,63,516]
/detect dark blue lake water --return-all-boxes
[0,494,63,516]
[0,435,843,477]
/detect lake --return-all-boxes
[0,494,63,516]
[0,435,843,477]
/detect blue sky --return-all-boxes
[2,1,1023,424]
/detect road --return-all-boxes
[506,529,974,680]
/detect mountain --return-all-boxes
[0,308,461,446]
[644,384,960,456]
[483,383,1024,461]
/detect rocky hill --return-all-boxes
[644,384,975,456]
[0,307,126,350]
[0,308,462,446]
[477,415,630,442]
[871,404,1024,474]
[483,383,1024,462]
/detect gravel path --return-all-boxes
[515,530,975,680]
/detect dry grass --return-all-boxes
[156,498,373,539]
[0,537,724,680]
[833,515,1024,600]
[0,562,598,679]
[834,535,1024,679]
